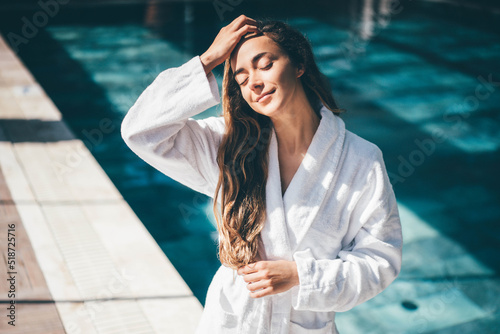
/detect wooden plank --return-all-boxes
[14,142,74,202]
[0,166,65,333]
[0,205,50,300]
[0,303,66,334]
[15,203,82,301]
[0,117,122,202]
[16,93,62,121]
[0,97,24,119]
[0,137,36,202]
[45,140,123,202]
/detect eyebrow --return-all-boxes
[233,52,271,79]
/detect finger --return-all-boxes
[244,19,258,29]
[246,279,270,292]
[238,266,257,275]
[249,286,273,299]
[236,15,258,26]
[236,24,259,38]
[243,16,257,23]
[228,15,254,31]
[241,272,262,283]
[237,262,259,275]
[232,17,259,34]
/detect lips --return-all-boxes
[257,89,276,103]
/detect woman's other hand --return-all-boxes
[237,260,300,298]
[200,15,260,75]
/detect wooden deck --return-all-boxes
[0,32,202,333]
[0,166,66,333]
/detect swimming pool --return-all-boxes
[2,0,499,332]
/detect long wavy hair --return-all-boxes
[213,19,344,270]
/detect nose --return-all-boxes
[248,72,263,92]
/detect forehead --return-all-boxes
[230,35,282,71]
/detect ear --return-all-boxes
[296,63,305,78]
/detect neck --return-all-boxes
[270,102,320,155]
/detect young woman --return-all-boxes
[121,15,403,334]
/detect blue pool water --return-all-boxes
[1,0,499,332]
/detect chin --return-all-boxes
[252,101,280,118]
[252,107,275,118]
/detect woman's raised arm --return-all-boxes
[120,55,224,197]
[121,15,260,197]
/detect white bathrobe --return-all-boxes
[121,55,403,334]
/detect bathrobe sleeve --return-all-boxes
[120,55,223,198]
[291,146,403,312]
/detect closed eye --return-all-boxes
[261,63,273,70]
[238,63,273,86]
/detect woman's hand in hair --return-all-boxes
[237,260,300,298]
[200,15,260,75]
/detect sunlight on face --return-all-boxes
[230,35,303,118]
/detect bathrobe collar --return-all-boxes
[260,105,346,261]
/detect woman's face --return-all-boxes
[230,35,304,118]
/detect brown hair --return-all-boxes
[213,19,343,270]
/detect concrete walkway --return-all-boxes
[0,34,202,333]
